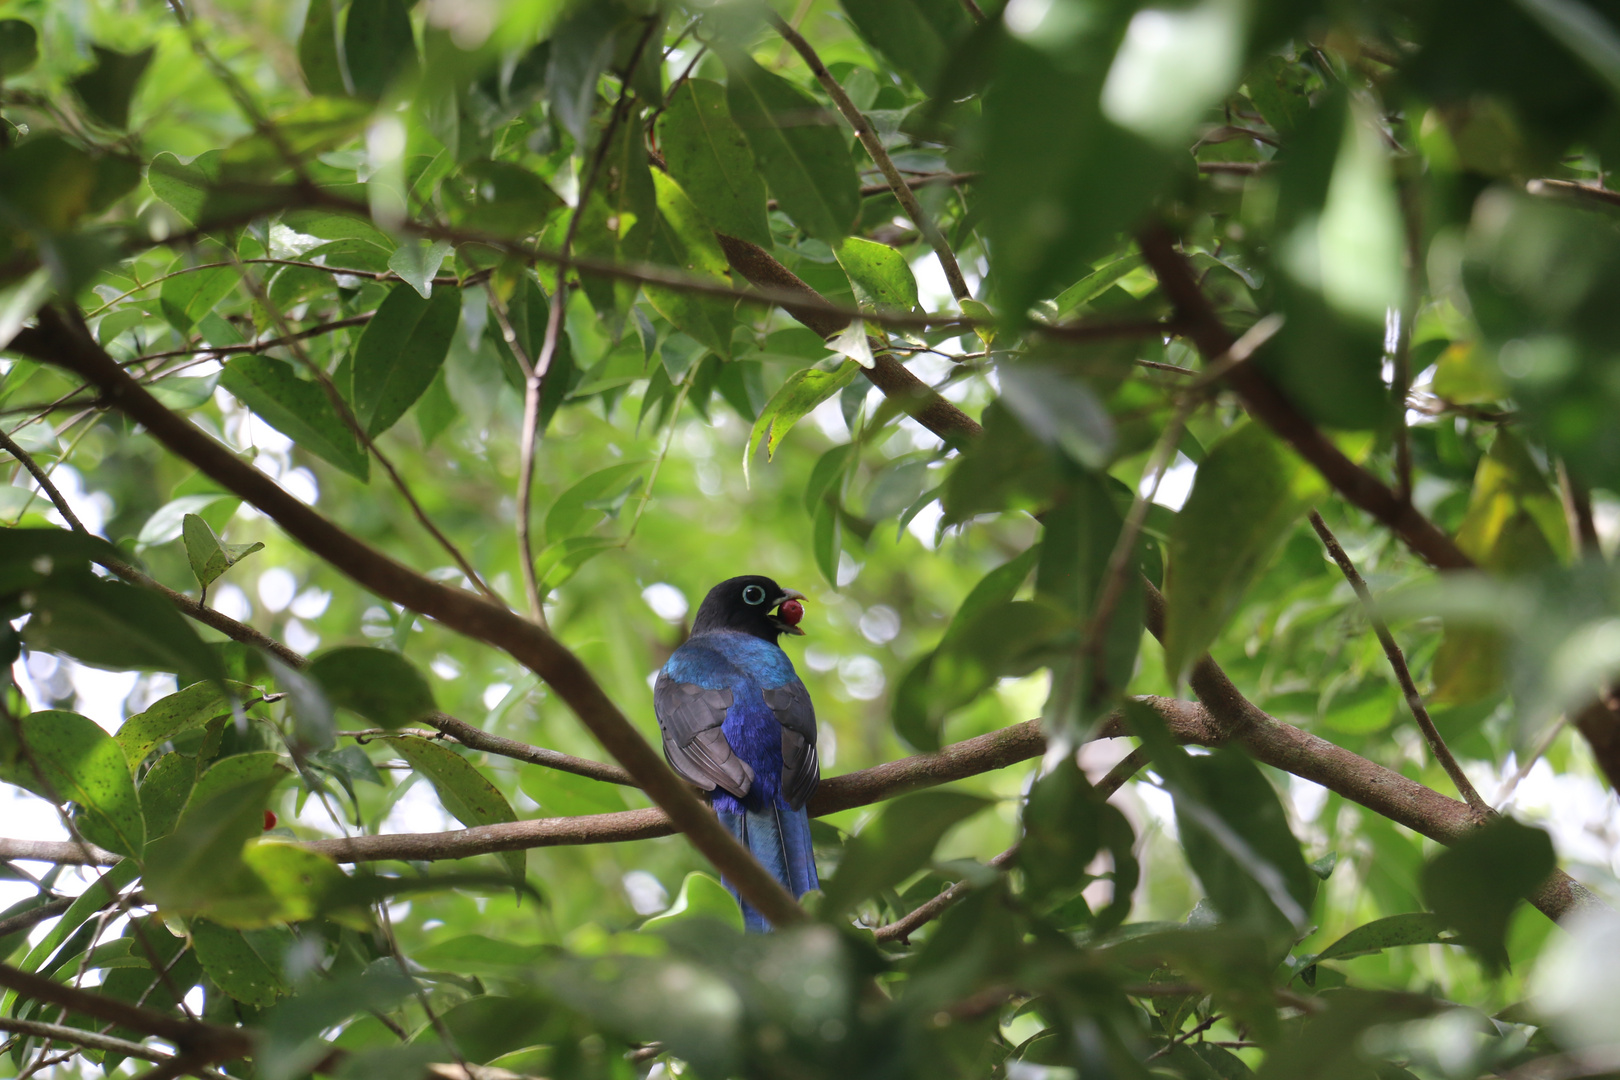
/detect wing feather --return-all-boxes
[654,671,752,798]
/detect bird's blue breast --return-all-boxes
[661,630,799,690]
[661,631,802,813]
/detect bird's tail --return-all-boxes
[715,801,818,933]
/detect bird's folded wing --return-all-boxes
[763,681,820,811]
[654,673,753,798]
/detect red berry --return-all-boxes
[263,810,277,831]
[779,599,804,626]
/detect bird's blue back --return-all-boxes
[660,630,819,930]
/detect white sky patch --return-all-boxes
[283,467,320,506]
[1147,453,1197,510]
[910,253,954,313]
[211,583,251,623]
[380,778,455,835]
[291,588,331,620]
[1289,774,1330,824]
[622,870,669,916]
[257,567,298,613]
[31,465,111,535]
[284,618,321,656]
[906,500,945,549]
[69,662,140,731]
[809,394,848,442]
[483,683,512,710]
[859,605,901,645]
[642,582,689,623]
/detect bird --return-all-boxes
[653,575,818,931]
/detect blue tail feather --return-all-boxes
[717,801,819,932]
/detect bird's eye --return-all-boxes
[742,584,766,605]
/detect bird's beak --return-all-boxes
[772,588,807,635]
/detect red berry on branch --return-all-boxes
[263,810,277,831]
[779,599,804,626]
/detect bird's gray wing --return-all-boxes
[654,671,752,799]
[762,680,819,811]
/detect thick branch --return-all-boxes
[11,308,805,929]
[1135,226,1472,572]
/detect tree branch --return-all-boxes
[714,235,984,445]
[10,306,806,930]
[0,963,251,1062]
[769,12,972,302]
[1135,225,1473,572]
[873,745,1152,944]
[1308,511,1491,816]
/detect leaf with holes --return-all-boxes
[834,237,919,313]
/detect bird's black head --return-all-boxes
[690,575,806,642]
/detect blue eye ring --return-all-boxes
[742,584,767,605]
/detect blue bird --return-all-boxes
[654,575,819,932]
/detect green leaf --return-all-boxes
[834,238,919,313]
[191,921,291,1008]
[656,79,772,249]
[416,368,458,447]
[544,461,647,541]
[545,1,616,142]
[190,751,290,810]
[575,120,658,315]
[1421,817,1555,975]
[24,575,226,688]
[997,365,1115,470]
[8,859,137,983]
[412,934,548,974]
[137,752,197,842]
[723,51,861,243]
[147,150,221,225]
[219,356,370,480]
[70,45,154,129]
[812,497,841,587]
[308,646,436,729]
[646,170,736,358]
[1454,429,1570,570]
[835,0,970,89]
[182,514,265,591]
[821,790,990,915]
[0,710,144,858]
[1314,913,1454,962]
[982,28,1176,316]
[744,362,863,485]
[159,264,238,335]
[143,775,279,915]
[387,239,453,299]
[427,996,550,1064]
[0,20,36,78]
[352,284,462,436]
[297,0,345,96]
[115,679,253,767]
[1162,424,1327,684]
[452,161,564,237]
[642,872,744,933]
[343,0,418,100]
[517,765,627,817]
[381,736,523,879]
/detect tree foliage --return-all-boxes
[0,0,1619,1078]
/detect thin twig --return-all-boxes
[1079,315,1284,696]
[873,745,1151,943]
[518,16,661,623]
[1307,511,1491,817]
[768,12,971,302]
[1145,1013,1224,1061]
